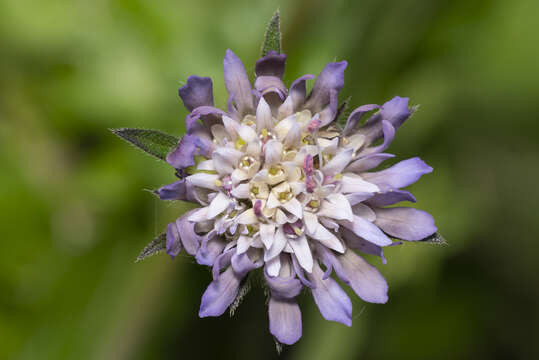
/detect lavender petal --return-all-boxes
[255,51,287,78]
[308,262,353,326]
[362,157,433,192]
[178,75,214,112]
[199,267,242,317]
[374,207,437,241]
[224,49,254,116]
[268,297,302,345]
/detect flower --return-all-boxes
[156,49,437,345]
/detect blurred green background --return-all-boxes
[1,0,538,359]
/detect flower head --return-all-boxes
[154,48,437,345]
[112,11,439,347]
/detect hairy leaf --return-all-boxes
[261,10,281,56]
[419,232,447,245]
[136,233,166,262]
[335,96,352,129]
[111,128,179,161]
[229,275,252,316]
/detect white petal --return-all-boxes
[322,148,353,176]
[340,174,379,193]
[237,209,257,224]
[231,169,248,184]
[256,96,273,131]
[222,115,239,138]
[303,211,318,234]
[187,173,220,191]
[346,133,365,153]
[274,115,295,140]
[207,192,231,219]
[265,226,287,261]
[197,160,215,171]
[283,121,301,148]
[260,223,276,249]
[237,124,257,142]
[265,140,283,165]
[211,124,228,143]
[317,195,353,222]
[288,235,313,273]
[282,198,303,219]
[230,183,250,199]
[237,235,253,254]
[309,224,345,253]
[266,192,280,209]
[278,95,294,119]
[187,207,209,222]
[266,256,281,277]
[326,193,354,220]
[275,209,288,225]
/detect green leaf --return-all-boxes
[419,232,447,245]
[111,128,179,161]
[335,96,352,129]
[261,10,281,57]
[135,233,166,262]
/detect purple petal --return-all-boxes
[374,207,437,241]
[289,74,315,111]
[231,252,263,277]
[339,227,386,264]
[174,210,202,255]
[346,153,395,173]
[362,157,433,192]
[254,75,287,100]
[196,236,226,266]
[212,249,235,280]
[359,96,411,144]
[291,254,315,288]
[366,190,416,207]
[265,268,303,299]
[166,222,182,259]
[223,49,254,116]
[340,215,393,246]
[336,249,389,303]
[268,297,302,345]
[343,104,379,135]
[178,76,214,112]
[318,89,339,127]
[361,120,395,156]
[166,134,212,170]
[185,106,226,134]
[308,262,352,326]
[304,61,347,113]
[155,179,197,202]
[255,51,287,78]
[380,96,411,129]
[199,267,242,317]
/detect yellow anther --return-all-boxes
[334,173,343,180]
[301,133,315,145]
[308,199,320,208]
[261,128,268,137]
[269,165,283,176]
[235,137,246,149]
[214,179,223,187]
